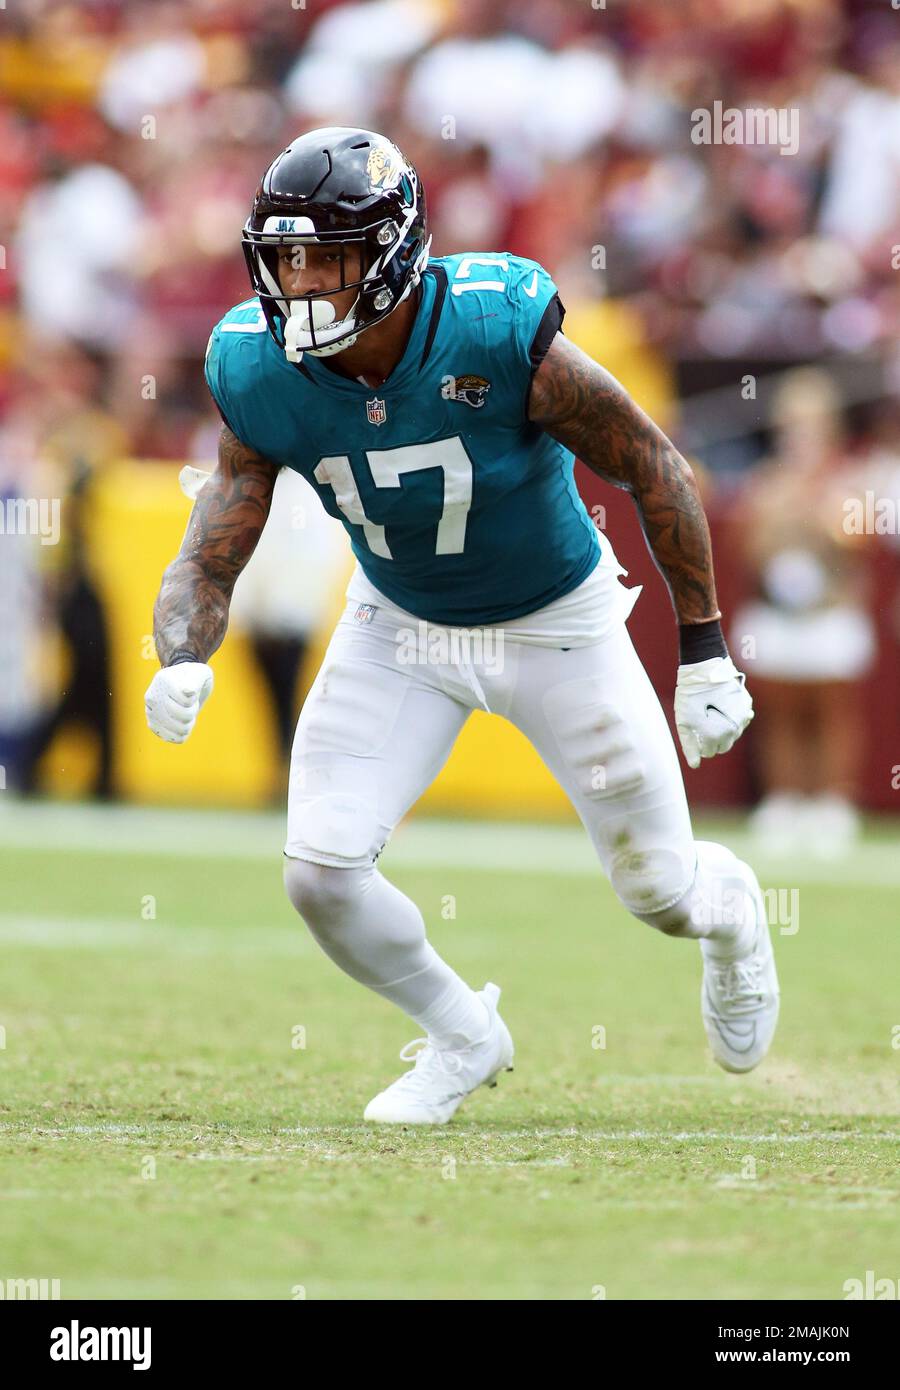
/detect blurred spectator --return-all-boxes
[285,0,439,129]
[818,38,900,256]
[10,344,127,798]
[228,469,350,800]
[98,2,207,133]
[0,438,48,791]
[2,0,897,460]
[16,144,144,349]
[730,369,877,852]
[17,456,116,799]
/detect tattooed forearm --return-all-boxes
[153,426,277,665]
[529,334,720,624]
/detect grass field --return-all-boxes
[1,800,898,1301]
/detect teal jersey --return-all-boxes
[204,252,600,625]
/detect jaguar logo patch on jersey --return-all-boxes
[366,397,387,425]
[449,374,491,409]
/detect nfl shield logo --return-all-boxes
[366,397,387,426]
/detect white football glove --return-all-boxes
[674,655,753,770]
[145,662,214,744]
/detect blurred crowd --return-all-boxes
[1,0,899,832]
[1,0,899,460]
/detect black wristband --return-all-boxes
[166,649,202,667]
[679,619,727,665]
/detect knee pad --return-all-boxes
[283,855,368,924]
[286,789,381,866]
[609,844,695,925]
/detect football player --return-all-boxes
[145,128,778,1123]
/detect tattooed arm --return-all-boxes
[529,334,756,768]
[529,333,720,627]
[153,426,278,666]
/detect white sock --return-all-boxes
[284,858,490,1046]
[691,842,759,960]
[414,978,491,1049]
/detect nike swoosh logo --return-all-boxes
[524,271,539,297]
[705,702,739,731]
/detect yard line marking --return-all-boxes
[1,800,899,885]
[0,1124,148,1134]
[3,1123,896,1141]
[0,915,313,954]
[278,1126,899,1143]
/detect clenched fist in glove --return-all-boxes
[674,655,753,770]
[145,661,214,744]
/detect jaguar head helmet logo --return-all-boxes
[366,143,402,191]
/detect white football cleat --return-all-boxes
[700,868,780,1073]
[363,983,514,1125]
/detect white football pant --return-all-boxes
[283,594,758,1046]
